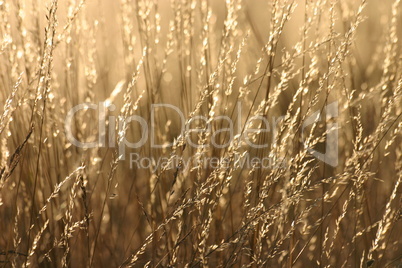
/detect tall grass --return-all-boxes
[0,0,401,267]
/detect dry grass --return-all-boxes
[0,0,401,267]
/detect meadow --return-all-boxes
[0,0,401,267]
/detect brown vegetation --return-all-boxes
[0,0,401,267]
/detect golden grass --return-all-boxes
[0,0,401,267]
